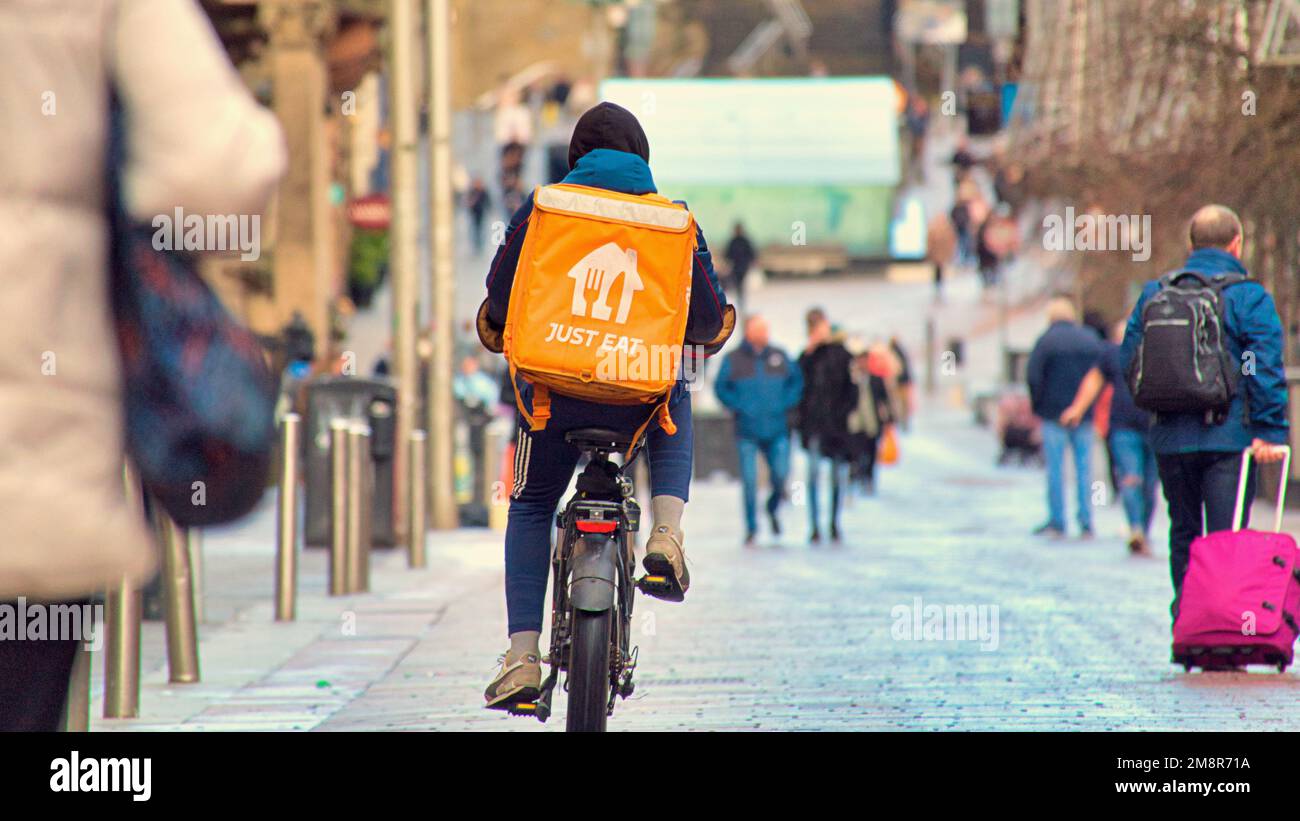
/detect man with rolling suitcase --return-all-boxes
[1121,205,1290,624]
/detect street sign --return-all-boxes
[346,194,391,230]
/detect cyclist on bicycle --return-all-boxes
[476,102,735,709]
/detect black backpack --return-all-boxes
[1126,270,1248,422]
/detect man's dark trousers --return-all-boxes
[1157,450,1257,598]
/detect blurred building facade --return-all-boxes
[198,0,610,351]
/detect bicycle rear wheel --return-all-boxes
[566,609,612,732]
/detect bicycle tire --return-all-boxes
[566,609,612,732]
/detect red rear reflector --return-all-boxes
[576,520,617,533]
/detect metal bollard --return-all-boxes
[329,419,350,596]
[60,642,91,732]
[105,463,145,719]
[103,577,142,718]
[408,430,428,568]
[275,413,302,620]
[345,424,372,593]
[154,510,200,684]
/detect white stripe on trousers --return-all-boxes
[512,428,532,499]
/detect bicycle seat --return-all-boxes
[565,427,634,452]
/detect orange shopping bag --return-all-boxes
[879,425,899,466]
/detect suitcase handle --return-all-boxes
[1233,445,1292,533]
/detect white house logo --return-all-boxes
[567,243,643,325]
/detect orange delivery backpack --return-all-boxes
[503,183,697,452]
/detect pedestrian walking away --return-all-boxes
[724,222,757,313]
[1060,321,1157,556]
[715,315,803,545]
[1027,297,1106,539]
[847,342,895,494]
[1120,205,1289,614]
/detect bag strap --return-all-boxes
[1160,269,1209,289]
[1161,269,1249,293]
[507,361,551,432]
[1233,446,1291,532]
[623,397,676,461]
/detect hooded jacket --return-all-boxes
[478,104,734,365]
[1120,247,1288,454]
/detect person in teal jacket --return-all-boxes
[715,315,804,544]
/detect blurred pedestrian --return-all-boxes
[905,95,930,181]
[1061,321,1157,556]
[847,343,895,494]
[797,309,858,544]
[715,315,803,545]
[951,136,977,184]
[465,178,491,253]
[1026,297,1106,539]
[0,0,284,731]
[889,335,915,430]
[724,222,757,313]
[1121,205,1289,604]
[926,213,957,301]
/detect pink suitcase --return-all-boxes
[1173,447,1299,672]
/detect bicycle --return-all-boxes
[507,427,673,731]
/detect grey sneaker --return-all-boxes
[484,651,541,710]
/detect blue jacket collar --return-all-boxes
[561,148,657,195]
[1183,247,1249,278]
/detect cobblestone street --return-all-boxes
[87,398,1300,732]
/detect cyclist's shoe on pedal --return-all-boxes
[641,525,689,602]
[484,651,542,710]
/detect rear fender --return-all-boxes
[570,535,618,612]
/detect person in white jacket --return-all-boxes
[0,0,285,730]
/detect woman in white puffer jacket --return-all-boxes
[0,0,285,730]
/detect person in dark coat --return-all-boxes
[796,308,858,543]
[1027,297,1105,539]
[724,223,757,312]
[847,343,895,493]
[715,314,804,545]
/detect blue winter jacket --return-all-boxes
[1027,321,1105,422]
[714,341,804,441]
[1120,247,1289,454]
[482,148,731,368]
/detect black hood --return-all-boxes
[567,102,650,170]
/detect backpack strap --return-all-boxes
[1161,269,1250,292]
[508,361,551,432]
[1160,269,1209,289]
[623,397,677,461]
[1209,272,1249,292]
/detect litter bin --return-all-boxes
[303,376,397,547]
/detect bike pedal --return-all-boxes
[508,699,550,721]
